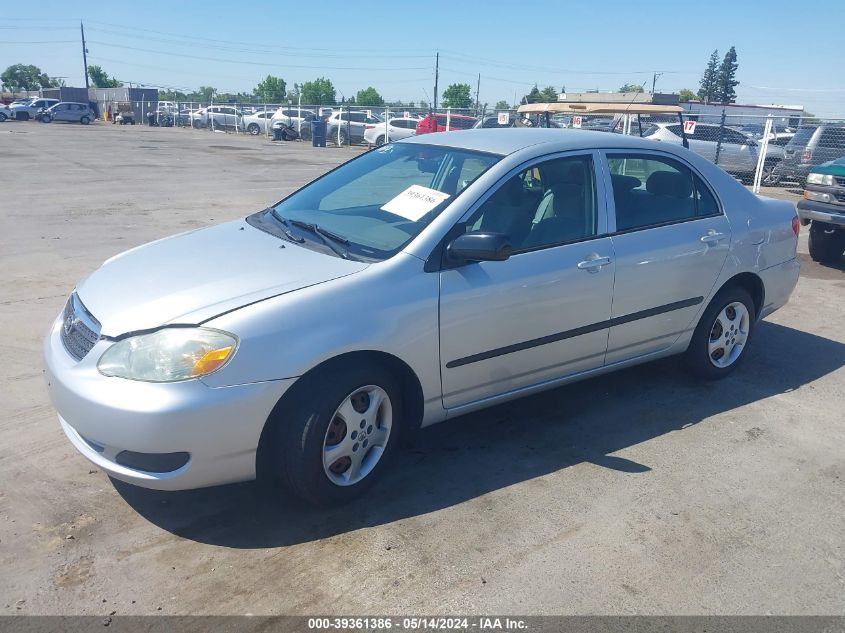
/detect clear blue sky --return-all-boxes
[2,0,843,115]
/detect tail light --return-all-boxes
[365,124,375,129]
[801,148,813,162]
[792,216,800,237]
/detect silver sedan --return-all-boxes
[44,129,800,505]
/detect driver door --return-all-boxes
[438,151,615,409]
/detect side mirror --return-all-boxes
[447,231,512,263]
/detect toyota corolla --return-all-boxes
[44,129,800,505]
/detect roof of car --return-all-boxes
[399,128,678,156]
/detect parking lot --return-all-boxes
[1,122,843,615]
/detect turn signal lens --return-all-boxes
[191,346,234,376]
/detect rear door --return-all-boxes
[604,151,731,364]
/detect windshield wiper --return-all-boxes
[266,208,305,243]
[288,219,350,259]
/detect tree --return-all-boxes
[494,100,510,110]
[441,83,472,109]
[716,46,739,104]
[196,86,217,102]
[254,75,286,102]
[697,49,719,103]
[1,64,59,91]
[522,85,542,104]
[356,86,384,106]
[300,77,336,105]
[618,83,644,93]
[87,65,122,88]
[540,86,559,102]
[678,88,696,103]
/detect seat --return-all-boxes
[523,183,588,248]
[628,171,695,227]
[477,177,537,247]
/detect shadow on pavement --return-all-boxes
[114,321,845,547]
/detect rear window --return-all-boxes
[787,126,818,148]
[817,127,845,149]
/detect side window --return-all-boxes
[466,155,597,251]
[722,129,749,144]
[608,154,706,231]
[694,175,720,216]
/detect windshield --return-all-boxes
[271,143,500,260]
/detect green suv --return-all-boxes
[797,157,845,263]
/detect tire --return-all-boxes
[0,113,6,122]
[337,128,349,146]
[80,116,90,125]
[192,120,201,129]
[20,112,30,121]
[808,222,845,263]
[40,115,52,123]
[261,360,403,506]
[375,135,385,147]
[684,286,756,380]
[247,122,260,135]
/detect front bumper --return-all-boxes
[797,199,845,227]
[43,315,294,490]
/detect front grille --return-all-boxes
[60,294,101,361]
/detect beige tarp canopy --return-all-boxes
[517,102,683,115]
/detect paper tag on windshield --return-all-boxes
[381,185,450,221]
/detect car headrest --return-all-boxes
[611,174,641,192]
[646,171,692,198]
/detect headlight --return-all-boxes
[806,173,834,186]
[98,328,237,382]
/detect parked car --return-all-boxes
[44,129,799,506]
[645,122,784,182]
[415,112,478,135]
[40,102,95,125]
[10,97,59,120]
[271,108,317,138]
[797,156,845,263]
[364,117,420,146]
[0,103,10,122]
[326,110,383,145]
[243,110,276,135]
[771,124,845,186]
[193,105,244,130]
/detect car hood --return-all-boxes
[810,161,845,177]
[76,220,368,336]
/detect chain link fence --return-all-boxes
[92,97,845,198]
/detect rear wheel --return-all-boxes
[80,115,90,125]
[247,122,260,135]
[685,286,755,380]
[260,361,402,506]
[808,221,845,263]
[0,112,7,122]
[375,134,385,147]
[40,114,52,123]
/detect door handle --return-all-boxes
[577,255,612,272]
[700,231,727,245]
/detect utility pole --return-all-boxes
[651,71,663,95]
[475,73,481,115]
[433,52,439,111]
[80,22,89,89]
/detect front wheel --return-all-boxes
[247,122,260,135]
[80,115,90,125]
[0,112,7,122]
[808,221,845,263]
[40,114,52,123]
[375,135,385,147]
[685,286,755,380]
[262,362,402,506]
